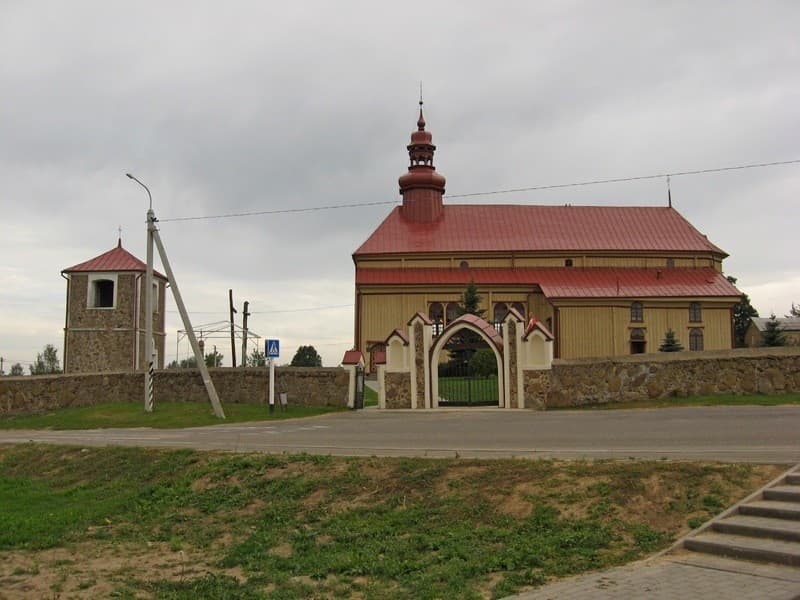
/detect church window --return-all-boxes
[459,260,469,269]
[511,302,525,319]
[666,258,675,268]
[446,302,459,324]
[689,328,704,351]
[429,303,444,335]
[493,302,508,332]
[565,259,573,267]
[689,302,702,322]
[630,301,643,323]
[88,275,116,308]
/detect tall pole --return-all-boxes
[229,289,237,368]
[241,300,250,367]
[151,226,225,418]
[127,173,155,412]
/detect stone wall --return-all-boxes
[385,372,412,409]
[0,367,348,416]
[546,347,800,408]
[522,369,550,409]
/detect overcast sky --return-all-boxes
[1,1,798,370]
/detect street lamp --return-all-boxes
[127,173,156,411]
[126,173,152,210]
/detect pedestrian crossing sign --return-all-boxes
[266,339,280,359]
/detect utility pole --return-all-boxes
[127,172,224,418]
[0,356,4,376]
[151,224,225,418]
[241,301,250,367]
[127,173,155,412]
[229,289,238,368]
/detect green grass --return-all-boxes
[438,375,499,405]
[549,393,800,411]
[0,401,343,430]
[364,384,379,407]
[0,445,780,599]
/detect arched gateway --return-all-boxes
[375,310,554,410]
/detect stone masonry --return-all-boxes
[0,367,348,416]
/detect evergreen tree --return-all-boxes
[760,314,787,347]
[445,280,488,368]
[727,276,759,347]
[456,279,486,318]
[659,329,684,352]
[290,345,323,367]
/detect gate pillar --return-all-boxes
[407,313,433,409]
[501,308,525,408]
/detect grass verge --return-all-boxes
[0,402,343,430]
[0,445,784,599]
[548,392,800,411]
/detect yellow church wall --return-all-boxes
[555,301,734,359]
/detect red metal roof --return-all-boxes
[63,242,166,278]
[356,267,741,299]
[341,350,364,365]
[354,205,726,256]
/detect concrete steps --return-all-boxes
[682,466,800,568]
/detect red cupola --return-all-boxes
[398,101,446,223]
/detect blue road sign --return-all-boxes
[266,339,280,359]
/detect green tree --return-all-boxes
[290,345,322,367]
[445,280,488,367]
[247,348,266,367]
[10,363,24,376]
[727,276,758,347]
[456,279,486,319]
[205,350,224,367]
[659,329,684,352]
[760,314,787,347]
[29,344,61,375]
[469,348,497,377]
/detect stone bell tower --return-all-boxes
[61,239,167,373]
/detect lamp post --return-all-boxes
[126,173,156,412]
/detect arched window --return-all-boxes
[446,302,459,325]
[630,302,643,323]
[511,302,525,319]
[429,303,444,335]
[89,276,116,308]
[689,328,704,351]
[493,302,508,332]
[689,302,702,323]
[630,328,646,354]
[565,259,573,267]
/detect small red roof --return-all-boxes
[63,242,166,278]
[356,267,741,299]
[341,350,364,365]
[354,205,726,256]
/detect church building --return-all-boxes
[62,240,167,373]
[353,106,741,370]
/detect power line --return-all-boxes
[445,159,800,199]
[156,158,800,223]
[166,303,353,316]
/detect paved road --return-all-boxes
[1,406,799,462]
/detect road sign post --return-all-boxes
[266,339,280,413]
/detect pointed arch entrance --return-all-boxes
[430,314,505,408]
